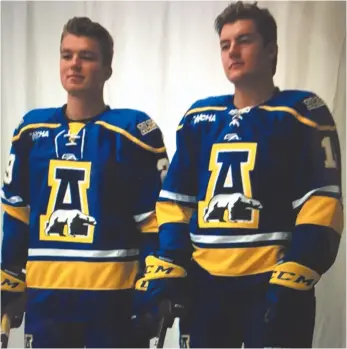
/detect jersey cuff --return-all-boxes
[144,255,187,281]
[270,261,320,290]
[1,269,26,292]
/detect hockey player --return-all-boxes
[1,17,169,348]
[136,1,344,348]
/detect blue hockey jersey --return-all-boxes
[156,89,343,288]
[1,106,168,294]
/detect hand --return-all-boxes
[132,287,160,340]
[134,255,189,317]
[1,292,26,329]
[263,284,315,348]
[1,268,26,330]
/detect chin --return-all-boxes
[226,71,247,84]
[228,75,244,85]
[64,86,88,96]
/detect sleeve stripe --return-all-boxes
[159,190,196,203]
[292,185,340,209]
[2,203,30,224]
[259,105,336,131]
[12,123,61,142]
[137,213,159,233]
[185,106,227,117]
[1,189,24,205]
[156,201,194,226]
[133,211,153,223]
[95,121,166,154]
[295,196,344,234]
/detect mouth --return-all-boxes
[229,62,244,69]
[67,75,84,80]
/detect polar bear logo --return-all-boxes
[45,209,96,237]
[203,193,263,223]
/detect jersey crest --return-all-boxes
[39,160,96,243]
[198,143,262,228]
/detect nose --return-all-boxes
[228,42,240,58]
[71,55,82,70]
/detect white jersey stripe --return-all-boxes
[159,190,196,203]
[292,185,340,209]
[28,248,139,258]
[190,232,291,245]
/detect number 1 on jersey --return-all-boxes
[321,136,337,169]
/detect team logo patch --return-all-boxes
[45,209,96,237]
[224,133,241,141]
[137,119,158,135]
[204,193,262,223]
[192,113,216,124]
[198,143,261,229]
[39,160,96,243]
[303,95,325,111]
[31,130,49,141]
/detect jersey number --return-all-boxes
[198,143,261,228]
[157,157,169,182]
[3,154,16,185]
[321,136,337,169]
[39,160,95,243]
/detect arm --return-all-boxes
[269,94,343,291]
[137,113,197,286]
[1,123,30,325]
[127,115,170,275]
[133,149,169,273]
[156,116,197,266]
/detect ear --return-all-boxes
[267,41,278,61]
[104,66,113,81]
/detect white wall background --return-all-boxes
[1,1,345,348]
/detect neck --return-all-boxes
[233,77,275,109]
[66,92,106,121]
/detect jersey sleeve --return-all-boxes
[1,120,30,270]
[156,111,198,266]
[270,93,343,291]
[127,115,169,271]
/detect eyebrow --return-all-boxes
[60,49,96,55]
[220,32,255,44]
[219,39,229,46]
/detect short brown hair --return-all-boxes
[61,17,114,67]
[215,1,277,75]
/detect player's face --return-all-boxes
[60,34,111,95]
[219,19,275,85]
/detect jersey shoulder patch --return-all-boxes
[261,90,335,130]
[97,108,165,154]
[294,91,335,127]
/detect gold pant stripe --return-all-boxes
[26,260,138,290]
[192,245,284,277]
